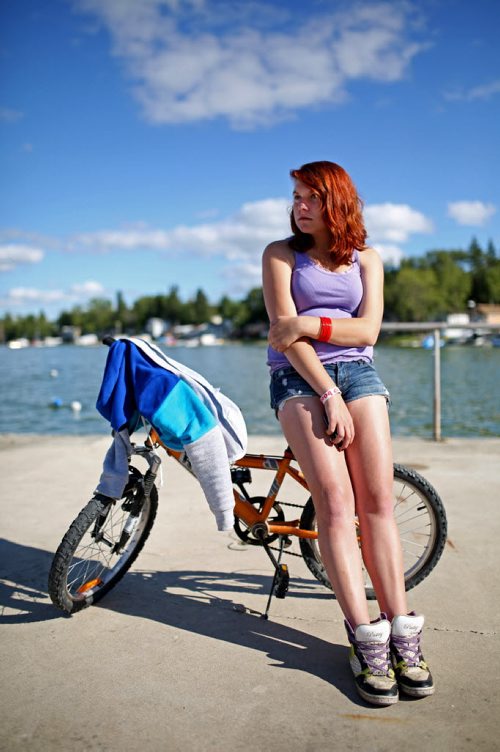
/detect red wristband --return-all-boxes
[318,316,332,342]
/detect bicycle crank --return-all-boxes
[233,496,286,545]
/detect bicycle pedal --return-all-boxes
[274,564,289,599]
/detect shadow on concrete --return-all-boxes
[0,537,367,705]
[0,536,330,626]
[0,539,59,623]
[99,568,360,703]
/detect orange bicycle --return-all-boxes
[48,425,447,618]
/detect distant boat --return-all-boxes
[76,333,99,346]
[199,332,224,346]
[7,338,30,349]
[43,336,63,347]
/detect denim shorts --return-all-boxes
[269,360,390,412]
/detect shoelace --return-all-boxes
[391,634,422,666]
[357,641,391,675]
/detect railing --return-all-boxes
[380,322,500,440]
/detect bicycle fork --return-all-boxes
[112,447,162,555]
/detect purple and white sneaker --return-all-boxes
[391,613,435,697]
[345,615,399,706]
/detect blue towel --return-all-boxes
[95,339,235,530]
[96,339,217,450]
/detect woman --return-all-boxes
[262,161,434,706]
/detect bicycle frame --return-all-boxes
[146,428,318,541]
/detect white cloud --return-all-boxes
[74,0,427,127]
[1,280,106,308]
[370,244,405,267]
[0,107,24,123]
[68,196,433,280]
[447,201,496,226]
[7,287,66,304]
[69,227,171,252]
[0,244,45,272]
[70,280,106,296]
[364,203,434,243]
[69,198,291,259]
[445,78,500,102]
[1,194,435,310]
[223,261,263,294]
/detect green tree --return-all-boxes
[34,311,54,339]
[115,291,128,333]
[486,239,497,264]
[243,287,267,323]
[485,264,500,303]
[426,251,470,312]
[192,288,212,324]
[484,240,500,303]
[384,265,442,321]
[57,305,85,331]
[164,286,183,324]
[84,298,115,334]
[131,296,154,331]
[2,313,23,340]
[468,238,490,302]
[217,295,241,321]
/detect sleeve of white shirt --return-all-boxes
[183,425,235,531]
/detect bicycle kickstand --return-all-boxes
[260,535,290,620]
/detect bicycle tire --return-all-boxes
[299,463,447,599]
[48,470,158,614]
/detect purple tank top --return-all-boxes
[267,250,373,371]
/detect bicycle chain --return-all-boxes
[269,499,309,557]
[277,500,304,509]
[269,546,302,557]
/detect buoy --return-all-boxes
[70,400,82,413]
[50,369,59,378]
[50,397,63,408]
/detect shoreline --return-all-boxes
[1,431,499,446]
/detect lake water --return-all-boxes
[0,342,498,438]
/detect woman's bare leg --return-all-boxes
[278,397,370,627]
[346,396,408,620]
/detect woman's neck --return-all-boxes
[310,230,335,255]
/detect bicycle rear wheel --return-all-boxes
[48,467,158,614]
[299,463,447,599]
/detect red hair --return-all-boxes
[289,161,367,265]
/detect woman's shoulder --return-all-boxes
[357,246,383,271]
[262,238,295,263]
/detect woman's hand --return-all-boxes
[324,394,355,451]
[268,316,304,352]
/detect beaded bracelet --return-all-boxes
[320,386,341,404]
[318,316,332,342]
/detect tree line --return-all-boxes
[1,238,499,342]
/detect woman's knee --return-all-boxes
[356,490,394,520]
[312,484,355,529]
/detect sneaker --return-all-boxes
[391,613,435,697]
[345,615,399,706]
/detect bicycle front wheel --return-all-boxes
[48,469,158,614]
[299,463,447,599]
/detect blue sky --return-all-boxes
[1,0,499,317]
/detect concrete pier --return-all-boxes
[1,434,499,751]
